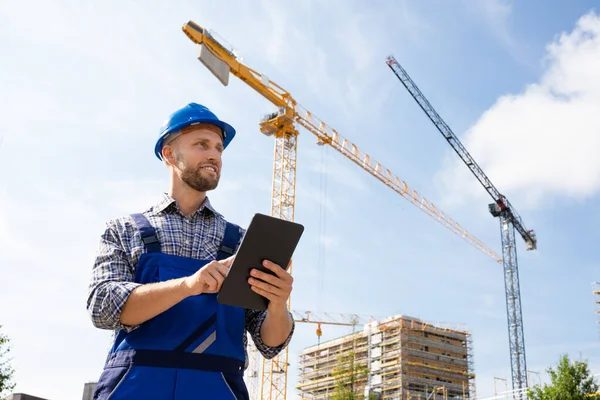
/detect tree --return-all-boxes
[331,351,379,400]
[527,354,599,400]
[0,325,15,397]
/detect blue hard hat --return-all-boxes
[154,102,236,160]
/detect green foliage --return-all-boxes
[527,354,599,400]
[331,351,379,400]
[0,325,15,397]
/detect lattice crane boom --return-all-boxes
[386,55,537,398]
[182,21,501,399]
[292,310,379,327]
[182,21,501,264]
[385,56,537,251]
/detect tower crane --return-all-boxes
[181,20,500,399]
[386,55,537,398]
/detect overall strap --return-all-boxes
[216,222,242,260]
[130,213,161,253]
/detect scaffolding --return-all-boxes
[297,315,476,400]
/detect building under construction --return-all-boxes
[296,315,475,400]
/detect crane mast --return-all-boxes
[386,55,537,398]
[259,116,298,399]
[182,20,502,399]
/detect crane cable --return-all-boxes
[314,146,327,380]
[317,145,328,310]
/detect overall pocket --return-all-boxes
[93,365,131,400]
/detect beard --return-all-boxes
[175,154,220,192]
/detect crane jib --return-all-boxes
[386,55,536,250]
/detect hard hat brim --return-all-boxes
[154,118,236,160]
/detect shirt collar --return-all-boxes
[151,192,223,218]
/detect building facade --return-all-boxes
[296,315,476,400]
[2,394,50,400]
[81,382,97,400]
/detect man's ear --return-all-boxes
[162,145,175,166]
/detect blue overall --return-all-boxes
[93,213,250,400]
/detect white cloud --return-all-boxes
[436,11,600,209]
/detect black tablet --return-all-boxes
[217,213,304,310]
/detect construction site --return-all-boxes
[3,5,600,400]
[296,315,476,400]
[176,19,596,400]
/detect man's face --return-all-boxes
[166,124,224,192]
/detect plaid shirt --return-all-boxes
[86,193,294,368]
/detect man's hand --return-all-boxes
[119,255,235,327]
[251,259,295,348]
[248,259,293,311]
[184,255,235,296]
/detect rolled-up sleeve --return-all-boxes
[86,221,141,332]
[245,309,295,359]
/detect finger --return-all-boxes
[248,277,290,297]
[250,269,286,289]
[203,273,218,292]
[261,260,284,275]
[207,260,228,278]
[213,262,230,277]
[206,268,225,290]
[220,255,236,269]
[252,267,292,286]
[249,279,285,296]
[250,285,280,302]
[207,269,225,288]
[262,260,292,282]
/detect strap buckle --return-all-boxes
[142,235,159,245]
[218,244,235,256]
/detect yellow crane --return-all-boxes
[181,20,501,400]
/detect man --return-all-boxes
[87,102,295,399]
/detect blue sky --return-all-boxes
[1,0,599,399]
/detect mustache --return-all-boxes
[198,162,219,171]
